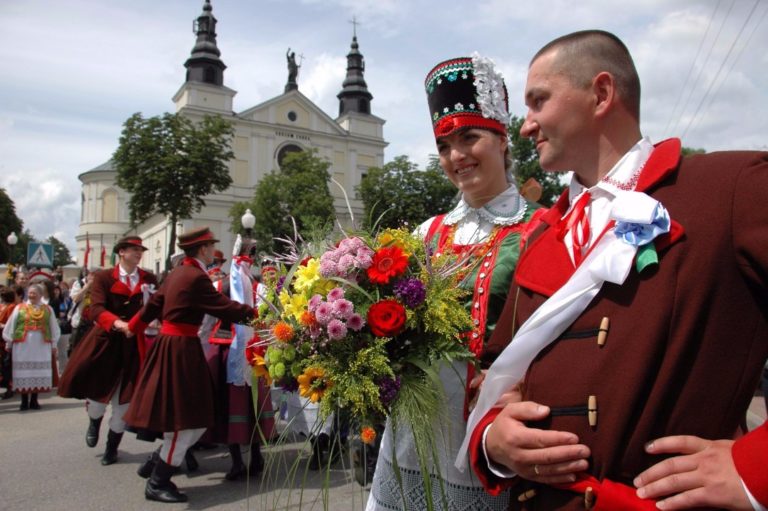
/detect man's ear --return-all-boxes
[592,71,616,118]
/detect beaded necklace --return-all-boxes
[26,303,46,322]
[441,223,502,268]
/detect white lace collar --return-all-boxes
[443,185,527,226]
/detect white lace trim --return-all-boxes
[444,186,527,226]
[471,52,510,126]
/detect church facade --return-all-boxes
[76,1,387,275]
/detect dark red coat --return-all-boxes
[123,259,254,432]
[471,140,768,509]
[58,266,157,403]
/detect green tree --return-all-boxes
[112,112,235,266]
[47,235,73,267]
[232,149,335,255]
[0,188,24,264]
[681,146,706,156]
[508,115,566,206]
[358,155,457,230]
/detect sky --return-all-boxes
[2,0,767,255]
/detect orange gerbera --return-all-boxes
[297,366,331,403]
[273,321,295,342]
[360,426,377,445]
[366,246,409,285]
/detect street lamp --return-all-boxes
[6,231,18,285]
[241,208,256,239]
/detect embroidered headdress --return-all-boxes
[425,52,510,138]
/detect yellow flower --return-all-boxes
[250,353,272,386]
[297,366,331,403]
[377,228,413,256]
[279,289,308,322]
[273,321,295,342]
[360,426,377,445]
[293,258,321,293]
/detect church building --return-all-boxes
[76,0,387,274]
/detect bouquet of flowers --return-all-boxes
[250,226,475,445]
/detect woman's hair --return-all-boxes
[28,283,45,297]
[1,288,15,303]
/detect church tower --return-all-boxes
[172,0,236,113]
[337,29,373,116]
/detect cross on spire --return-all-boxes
[349,16,360,38]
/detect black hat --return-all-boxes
[177,227,219,249]
[113,236,148,254]
[425,53,510,138]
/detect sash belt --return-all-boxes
[554,474,657,510]
[160,321,199,337]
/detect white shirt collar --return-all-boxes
[118,264,137,278]
[191,258,208,272]
[568,136,654,205]
[444,185,528,226]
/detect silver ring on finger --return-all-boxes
[533,464,540,476]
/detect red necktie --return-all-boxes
[558,191,591,265]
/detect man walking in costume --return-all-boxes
[464,30,768,510]
[125,227,255,503]
[58,236,157,466]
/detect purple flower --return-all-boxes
[308,294,323,312]
[315,302,333,324]
[332,298,354,319]
[378,376,401,408]
[309,324,322,339]
[321,249,341,263]
[281,379,299,392]
[327,287,345,302]
[319,259,338,278]
[355,253,373,269]
[393,278,427,308]
[347,313,365,331]
[337,254,356,273]
[276,276,286,293]
[327,319,348,340]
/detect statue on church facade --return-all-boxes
[286,48,299,92]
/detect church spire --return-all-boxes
[183,0,226,86]
[337,26,373,116]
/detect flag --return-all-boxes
[84,232,91,268]
[100,234,106,267]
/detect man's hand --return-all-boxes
[634,435,752,510]
[485,400,590,484]
[112,319,134,338]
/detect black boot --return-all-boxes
[19,393,29,411]
[184,449,199,472]
[145,459,187,503]
[308,433,328,470]
[250,442,265,475]
[86,417,103,447]
[29,393,40,410]
[225,444,246,481]
[137,447,161,478]
[101,430,123,465]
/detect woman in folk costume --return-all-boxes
[58,236,158,466]
[2,283,60,411]
[124,227,256,504]
[199,238,270,481]
[366,54,541,511]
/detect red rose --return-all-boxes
[367,299,407,338]
[367,246,409,285]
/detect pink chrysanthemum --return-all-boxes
[347,313,365,331]
[319,259,338,278]
[332,298,354,319]
[315,302,333,324]
[308,294,323,312]
[327,319,348,340]
[355,253,373,269]
[327,287,345,302]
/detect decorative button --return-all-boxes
[479,272,486,278]
[484,262,490,268]
[474,319,479,326]
[474,302,479,309]
[472,332,478,338]
[478,287,484,294]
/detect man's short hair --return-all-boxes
[532,30,641,119]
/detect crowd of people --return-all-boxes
[2,29,767,510]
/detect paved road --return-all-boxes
[2,392,765,511]
[0,393,371,511]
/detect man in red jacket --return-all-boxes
[125,227,255,503]
[466,30,768,510]
[58,236,157,466]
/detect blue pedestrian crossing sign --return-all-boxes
[27,242,54,268]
